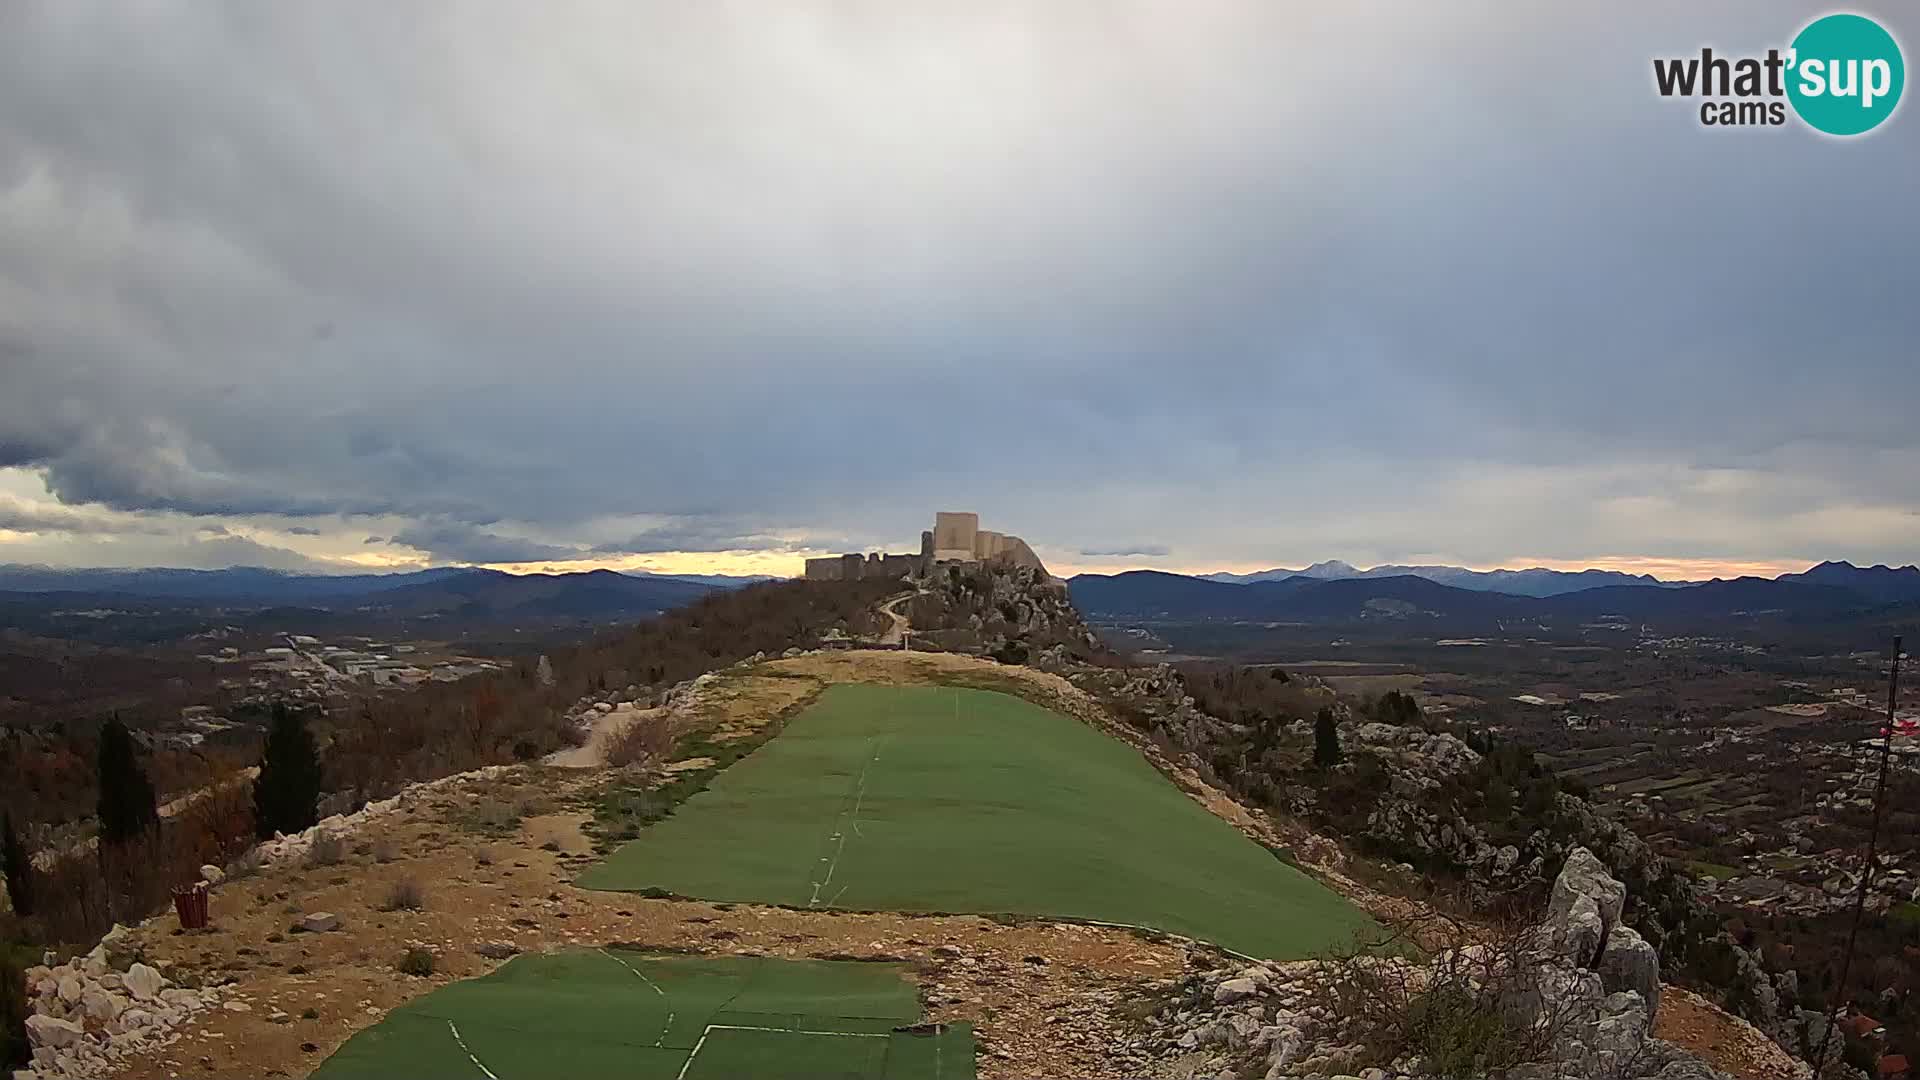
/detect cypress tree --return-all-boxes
[95,716,159,845]
[253,702,323,839]
[0,813,31,917]
[1314,706,1344,769]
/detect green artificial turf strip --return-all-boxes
[580,683,1374,959]
[310,950,969,1080]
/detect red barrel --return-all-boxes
[172,882,210,930]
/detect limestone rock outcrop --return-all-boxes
[1122,849,1741,1080]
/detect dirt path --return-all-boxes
[876,590,914,646]
[543,704,660,768]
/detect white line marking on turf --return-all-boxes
[600,948,675,1047]
[675,1024,892,1080]
[673,1029,711,1080]
[446,1019,500,1080]
[808,737,882,907]
[710,1023,889,1036]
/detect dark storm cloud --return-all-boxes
[0,531,334,572]
[1079,545,1171,559]
[388,521,585,565]
[588,520,849,555]
[0,1,1916,570]
[0,501,167,536]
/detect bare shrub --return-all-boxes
[371,839,397,864]
[35,816,258,948]
[380,878,424,912]
[305,832,346,868]
[605,715,672,769]
[1311,905,1602,1078]
[224,846,264,882]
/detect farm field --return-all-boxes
[580,683,1373,960]
[311,950,972,1080]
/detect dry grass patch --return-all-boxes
[688,673,826,741]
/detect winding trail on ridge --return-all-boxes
[876,590,914,646]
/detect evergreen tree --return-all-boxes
[1370,690,1421,726]
[95,716,159,845]
[1,813,31,917]
[1313,706,1344,769]
[254,702,323,839]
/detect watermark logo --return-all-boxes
[1653,12,1904,135]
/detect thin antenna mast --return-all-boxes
[1813,635,1904,1074]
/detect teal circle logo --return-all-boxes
[1787,13,1905,135]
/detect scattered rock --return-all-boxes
[122,962,166,1001]
[25,1015,84,1048]
[300,912,343,933]
[1212,976,1260,1004]
[80,987,127,1022]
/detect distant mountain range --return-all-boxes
[0,564,765,601]
[1071,561,1920,627]
[337,568,720,620]
[1199,560,1684,597]
[0,564,774,625]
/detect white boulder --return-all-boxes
[25,1015,85,1048]
[1213,977,1261,1004]
[300,911,342,933]
[81,988,128,1022]
[122,962,166,1001]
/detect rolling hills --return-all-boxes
[1070,562,1920,630]
[1199,560,1683,596]
[0,564,760,602]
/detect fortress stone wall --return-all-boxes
[804,511,1047,580]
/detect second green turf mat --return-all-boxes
[311,950,972,1080]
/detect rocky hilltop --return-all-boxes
[1125,849,1765,1080]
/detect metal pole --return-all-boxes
[1814,635,1903,1074]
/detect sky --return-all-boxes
[1,2,1916,581]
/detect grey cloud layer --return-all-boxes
[1,1,1916,568]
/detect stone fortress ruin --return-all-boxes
[803,511,1048,582]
